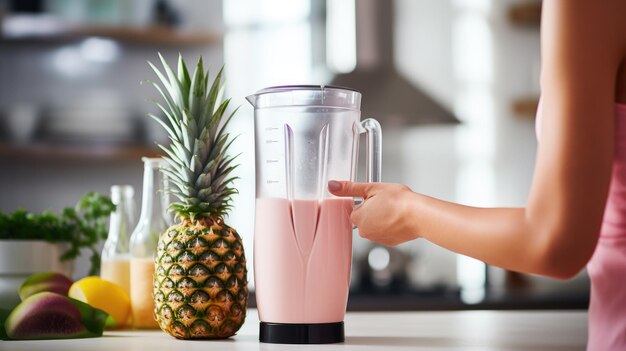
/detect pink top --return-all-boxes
[537,102,626,350]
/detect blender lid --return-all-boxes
[246,85,361,110]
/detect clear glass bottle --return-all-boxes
[130,157,170,329]
[101,185,136,296]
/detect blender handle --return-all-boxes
[360,118,382,183]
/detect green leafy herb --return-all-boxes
[0,193,115,275]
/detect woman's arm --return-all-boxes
[329,0,624,279]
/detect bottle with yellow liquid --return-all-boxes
[101,185,136,296]
[129,157,171,329]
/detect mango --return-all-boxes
[3,292,108,340]
[19,272,73,300]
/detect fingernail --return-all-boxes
[328,180,341,191]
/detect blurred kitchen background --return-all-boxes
[0,0,589,310]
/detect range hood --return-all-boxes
[330,0,458,127]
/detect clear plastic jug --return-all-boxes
[247,85,381,344]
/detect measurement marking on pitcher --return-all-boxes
[266,180,280,184]
[265,139,279,144]
[265,127,279,131]
[266,159,279,163]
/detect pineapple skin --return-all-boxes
[154,217,248,339]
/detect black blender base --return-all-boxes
[259,321,345,344]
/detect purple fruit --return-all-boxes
[4,292,108,340]
[19,272,73,300]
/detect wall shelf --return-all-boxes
[1,16,221,46]
[0,142,161,161]
[512,97,540,119]
[508,1,542,27]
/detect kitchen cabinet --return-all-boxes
[2,309,586,350]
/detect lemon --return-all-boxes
[69,276,131,328]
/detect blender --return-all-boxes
[247,85,381,344]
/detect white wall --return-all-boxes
[396,0,455,108]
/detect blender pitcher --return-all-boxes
[247,85,381,344]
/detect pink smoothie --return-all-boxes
[254,197,353,323]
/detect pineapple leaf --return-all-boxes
[186,197,201,205]
[197,189,215,201]
[170,139,191,162]
[219,172,239,188]
[177,53,191,99]
[189,57,207,127]
[154,102,182,139]
[207,133,230,164]
[158,52,186,108]
[168,192,187,203]
[210,98,231,140]
[216,155,241,179]
[213,168,236,187]
[215,85,226,114]
[148,61,178,108]
[148,113,178,141]
[192,154,203,175]
[195,173,212,189]
[194,134,210,165]
[203,71,210,94]
[159,167,187,187]
[217,154,239,172]
[146,54,239,220]
[215,106,240,140]
[216,136,240,165]
[147,81,183,131]
[212,116,240,164]
[206,66,224,117]
[201,158,219,178]
[180,110,193,150]
[156,144,185,167]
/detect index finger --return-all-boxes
[328,180,377,198]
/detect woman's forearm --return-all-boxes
[410,193,586,278]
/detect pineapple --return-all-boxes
[147,54,247,339]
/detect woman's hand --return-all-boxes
[328,180,420,246]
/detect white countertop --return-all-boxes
[0,309,587,351]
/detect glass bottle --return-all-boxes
[129,157,170,329]
[101,185,136,296]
